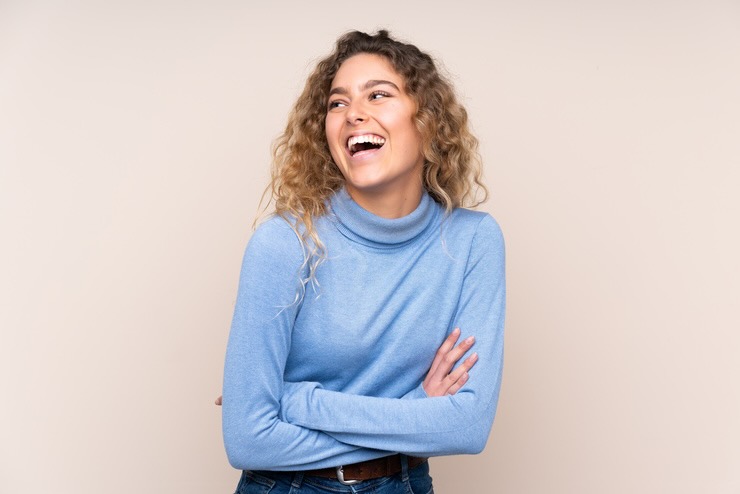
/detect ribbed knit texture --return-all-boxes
[223,188,505,471]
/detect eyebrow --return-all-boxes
[328,79,400,97]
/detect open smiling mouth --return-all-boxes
[347,134,386,156]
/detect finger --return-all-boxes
[215,395,222,406]
[432,335,475,381]
[440,352,477,394]
[446,372,469,395]
[444,352,478,386]
[428,328,461,377]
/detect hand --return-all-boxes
[422,328,477,397]
[215,395,222,406]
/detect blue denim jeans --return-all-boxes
[234,456,434,494]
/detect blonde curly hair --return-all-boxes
[263,29,487,284]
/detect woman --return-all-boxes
[221,30,505,493]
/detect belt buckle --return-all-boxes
[335,465,360,486]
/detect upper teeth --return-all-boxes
[348,134,386,148]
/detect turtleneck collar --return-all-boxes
[328,187,440,248]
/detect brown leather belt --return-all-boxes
[304,454,427,483]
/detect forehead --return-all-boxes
[331,53,405,90]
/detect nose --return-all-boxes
[345,101,367,125]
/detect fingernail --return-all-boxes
[453,328,460,335]
[465,336,475,344]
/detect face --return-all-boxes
[325,53,424,212]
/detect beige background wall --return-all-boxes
[1,1,738,493]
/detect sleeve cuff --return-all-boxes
[402,382,430,399]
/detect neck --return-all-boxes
[345,181,424,219]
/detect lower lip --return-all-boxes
[347,145,385,160]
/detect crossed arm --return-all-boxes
[220,327,481,468]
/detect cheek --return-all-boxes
[396,120,422,153]
[384,105,419,146]
[324,120,341,159]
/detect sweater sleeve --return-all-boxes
[222,218,390,471]
[279,215,506,457]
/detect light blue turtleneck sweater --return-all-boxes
[222,188,505,471]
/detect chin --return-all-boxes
[343,173,387,191]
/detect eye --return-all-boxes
[370,90,390,100]
[328,100,346,110]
